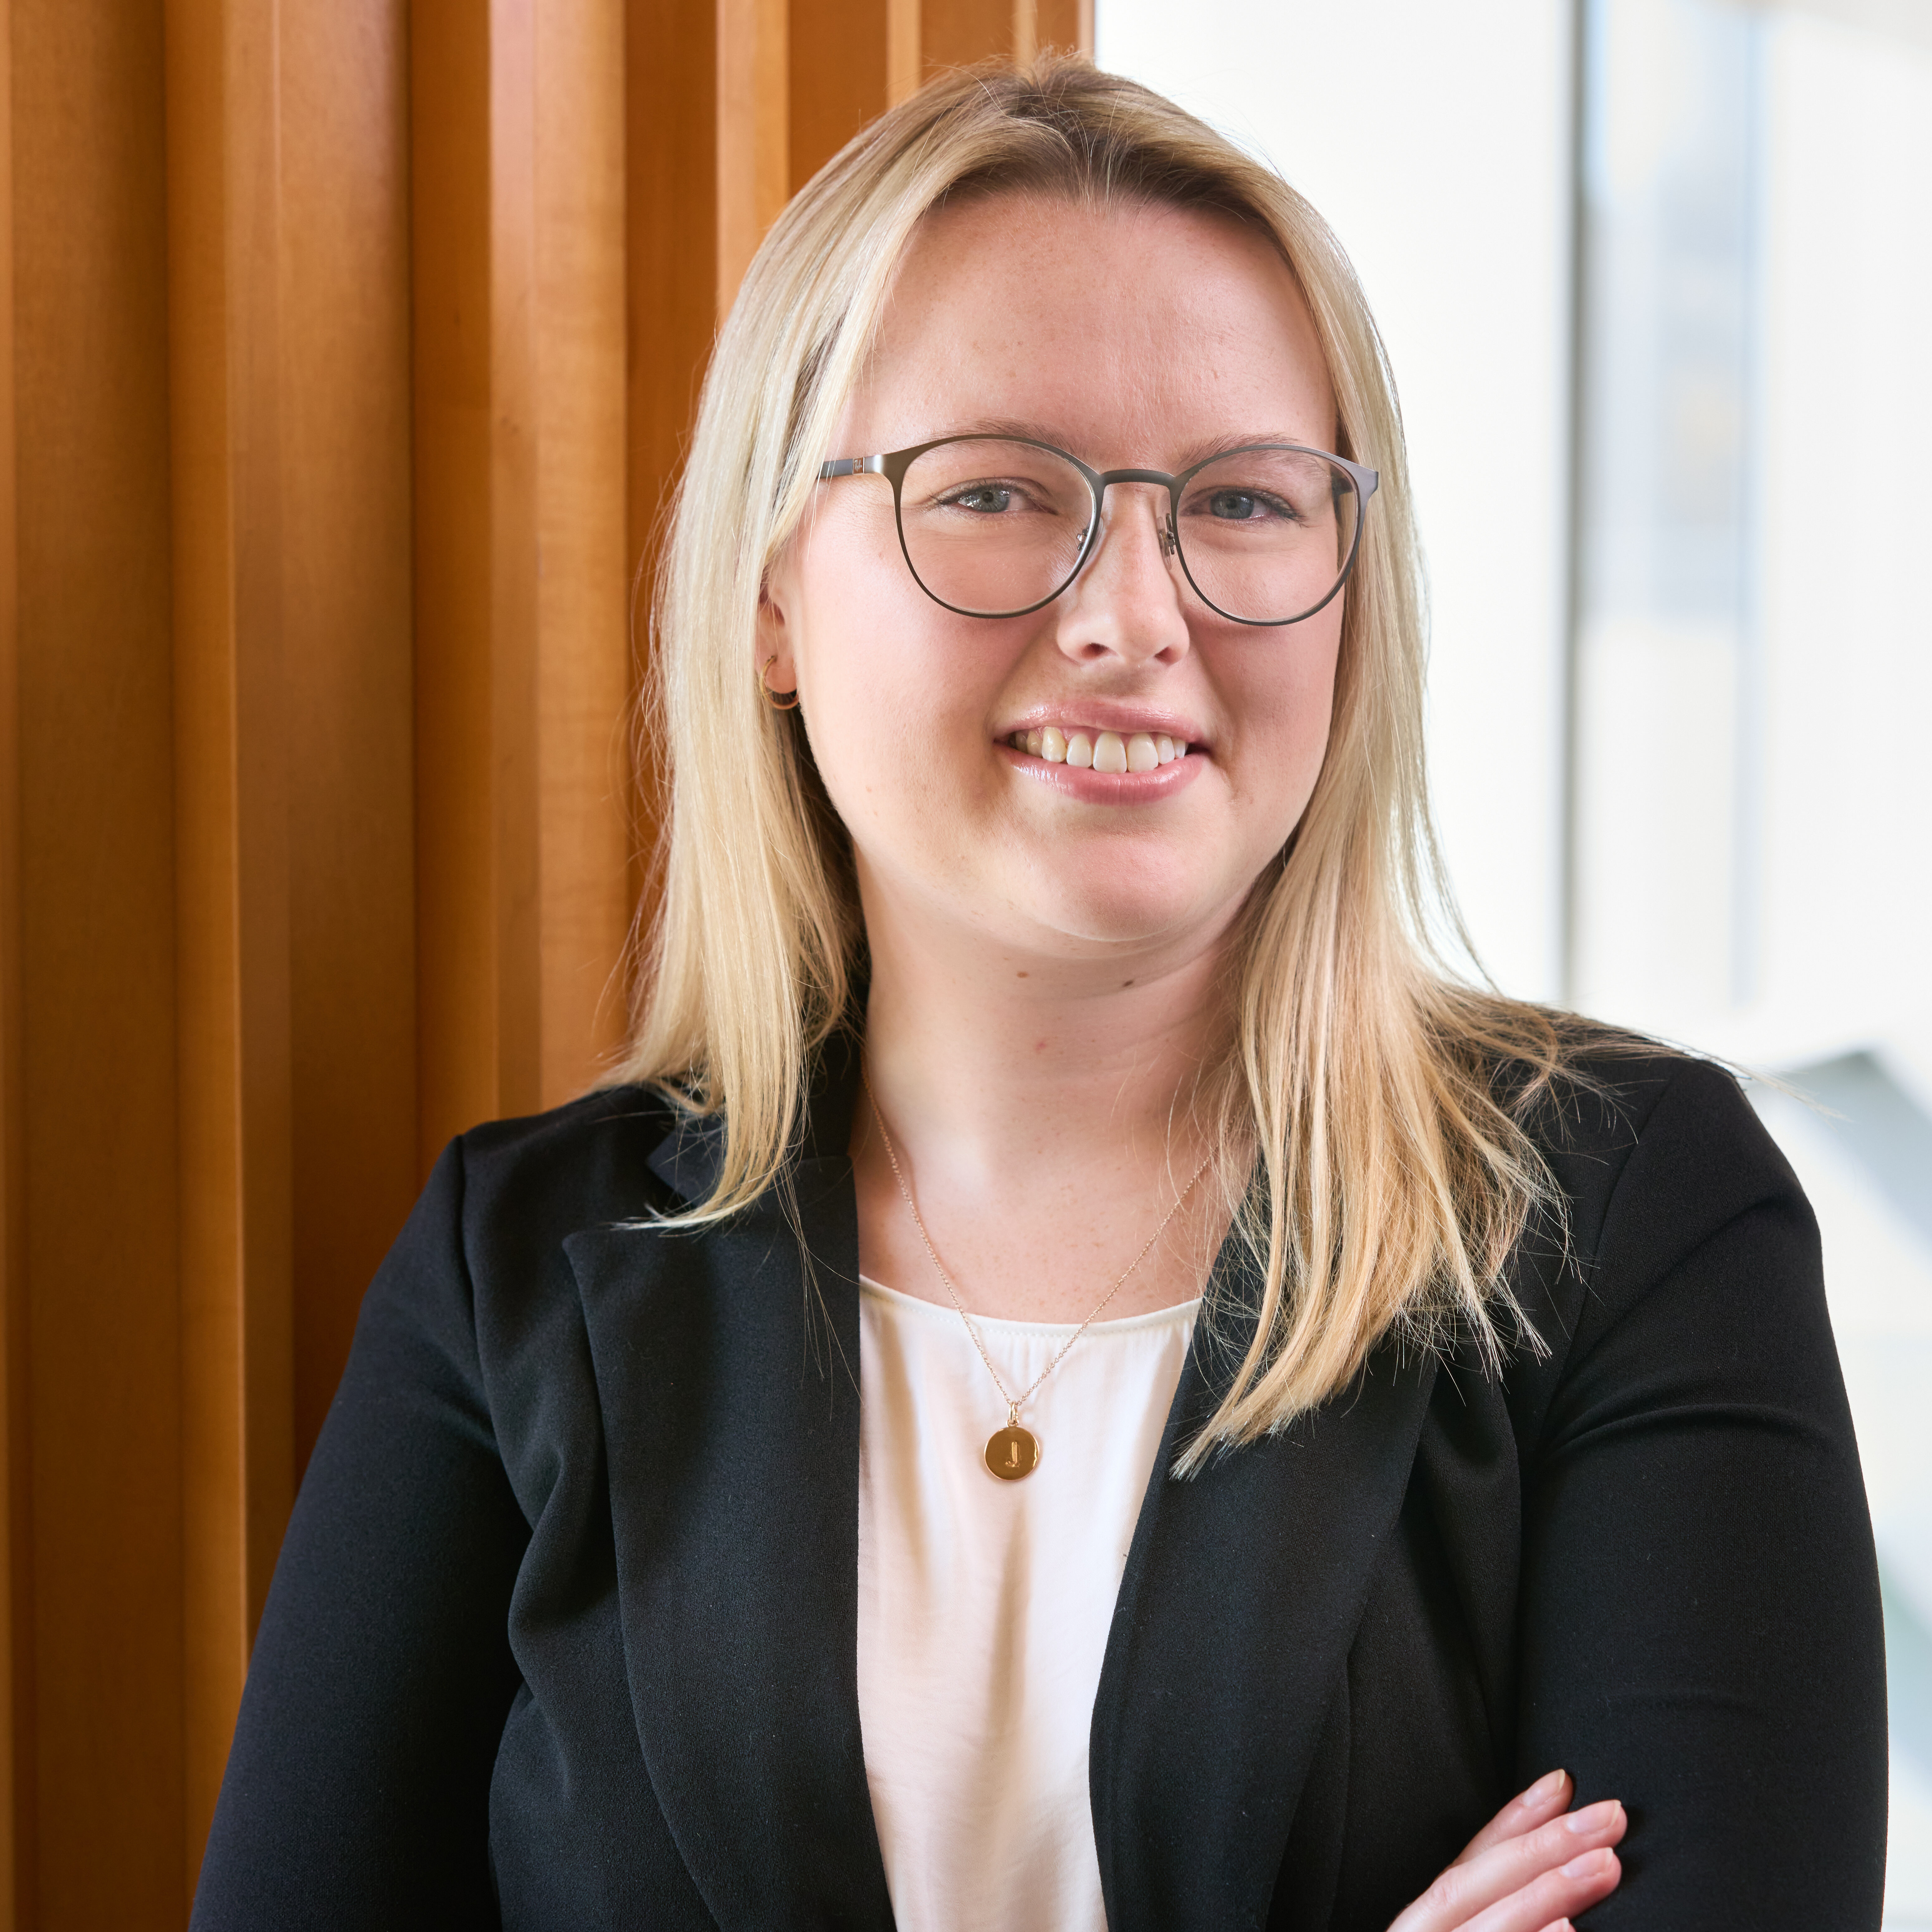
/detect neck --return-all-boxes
[850,869,1244,1322]
[855,882,1236,1191]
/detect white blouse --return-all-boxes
[856,1275,1198,1932]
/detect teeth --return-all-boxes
[1007,726,1192,768]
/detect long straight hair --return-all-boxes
[620,55,1583,1461]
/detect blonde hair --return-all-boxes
[622,55,1584,1462]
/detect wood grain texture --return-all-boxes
[919,0,1016,76]
[886,0,921,102]
[1036,0,1089,58]
[277,0,417,1481]
[791,0,889,191]
[536,0,632,1108]
[486,0,544,1130]
[717,0,789,311]
[627,0,717,936]
[12,0,184,1921]
[412,0,543,1167]
[0,12,29,1926]
[164,0,296,1888]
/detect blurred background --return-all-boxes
[1099,0,1932,1918]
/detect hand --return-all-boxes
[1386,1769,1624,1932]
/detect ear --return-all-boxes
[753,564,800,699]
[755,584,798,696]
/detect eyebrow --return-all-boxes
[889,419,1331,468]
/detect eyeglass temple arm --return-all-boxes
[818,455,885,480]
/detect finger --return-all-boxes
[1453,1769,1572,1865]
[1389,1804,1625,1932]
[1461,1849,1621,1932]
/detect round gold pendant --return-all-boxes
[985,1424,1040,1481]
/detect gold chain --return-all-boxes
[861,1068,1213,1426]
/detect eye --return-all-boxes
[941,482,1017,515]
[1207,488,1289,521]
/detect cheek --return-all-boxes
[1225,613,1344,823]
[787,525,1011,840]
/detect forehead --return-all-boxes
[851,190,1336,465]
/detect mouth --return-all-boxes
[1002,724,1194,773]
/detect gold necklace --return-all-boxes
[861,1071,1213,1482]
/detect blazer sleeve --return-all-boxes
[190,1139,530,1931]
[1514,1059,1888,1928]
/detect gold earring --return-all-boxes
[760,655,801,711]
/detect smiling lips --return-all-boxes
[1005,726,1189,773]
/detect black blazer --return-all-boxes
[190,1043,1887,1930]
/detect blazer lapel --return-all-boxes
[1092,1247,1438,1932]
[566,1093,892,1930]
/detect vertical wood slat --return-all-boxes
[536,0,633,1107]
[1036,0,1091,57]
[412,0,542,1165]
[278,0,416,1477]
[886,0,922,103]
[0,6,29,1923]
[626,0,717,920]
[918,0,1014,74]
[790,0,890,193]
[415,0,635,1148]
[717,0,790,313]
[11,1,184,1922]
[164,0,294,1890]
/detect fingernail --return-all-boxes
[1565,1798,1621,1834]
[1520,1767,1566,1804]
[1562,1849,1614,1879]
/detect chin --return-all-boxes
[1018,883,1224,954]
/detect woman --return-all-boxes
[191,56,1887,1932]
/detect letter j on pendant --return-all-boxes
[985,1423,1040,1481]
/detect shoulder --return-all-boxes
[1511,1037,1803,1275]
[351,1085,692,1441]
[454,1083,687,1242]
[1494,1033,1827,1440]
[367,1084,688,1344]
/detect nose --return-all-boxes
[1049,481,1190,668]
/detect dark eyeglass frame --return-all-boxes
[817,434,1380,627]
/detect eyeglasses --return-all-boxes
[818,435,1378,627]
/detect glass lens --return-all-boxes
[1173,447,1362,624]
[896,439,1095,616]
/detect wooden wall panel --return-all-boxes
[279,0,416,1480]
[416,0,637,1144]
[413,0,542,1167]
[0,2,1090,1923]
[165,0,295,1883]
[790,0,891,191]
[717,0,790,310]
[921,0,1026,74]
[1036,0,1092,58]
[535,0,632,1107]
[11,3,184,1925]
[0,8,25,1918]
[626,0,718,908]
